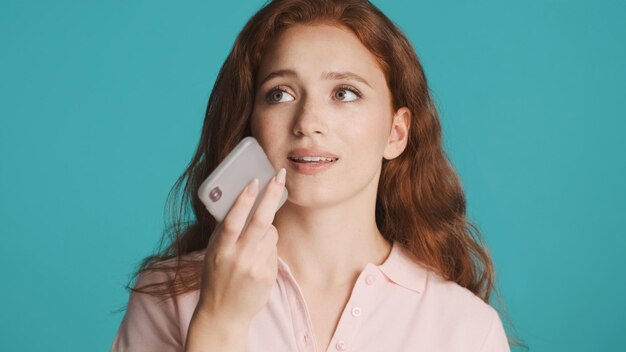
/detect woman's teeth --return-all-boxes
[290,156,336,162]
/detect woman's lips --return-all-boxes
[287,159,338,175]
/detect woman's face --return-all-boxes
[250,24,409,208]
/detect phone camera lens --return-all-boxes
[209,187,222,202]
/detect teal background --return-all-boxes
[1,0,624,351]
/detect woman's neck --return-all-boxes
[274,200,392,289]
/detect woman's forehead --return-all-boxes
[256,24,386,88]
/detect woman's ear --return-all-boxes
[383,107,411,160]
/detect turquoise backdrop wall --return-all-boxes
[1,1,624,351]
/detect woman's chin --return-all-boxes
[284,189,339,209]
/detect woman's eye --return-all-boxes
[266,88,295,103]
[335,87,361,102]
[265,86,361,104]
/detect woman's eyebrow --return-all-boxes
[259,69,372,88]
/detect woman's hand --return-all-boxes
[195,167,287,326]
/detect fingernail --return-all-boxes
[275,167,286,185]
[246,178,259,195]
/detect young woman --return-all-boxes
[111,1,517,351]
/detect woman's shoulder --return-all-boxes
[406,266,509,350]
[421,267,499,326]
[133,250,205,288]
[112,251,206,352]
[392,242,497,321]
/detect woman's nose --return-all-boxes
[292,96,328,137]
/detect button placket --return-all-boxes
[280,261,319,352]
[298,298,314,351]
[350,307,362,317]
[325,265,380,352]
[335,340,347,351]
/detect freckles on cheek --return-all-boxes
[250,115,273,140]
[360,120,390,148]
[250,110,267,131]
[249,117,259,138]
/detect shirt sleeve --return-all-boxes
[479,308,511,352]
[110,270,183,352]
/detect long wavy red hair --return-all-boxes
[119,0,522,347]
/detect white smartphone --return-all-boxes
[197,136,288,227]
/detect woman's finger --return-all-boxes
[239,169,286,250]
[217,178,260,250]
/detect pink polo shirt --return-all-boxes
[111,241,510,351]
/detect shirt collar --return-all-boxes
[277,241,428,294]
[377,241,428,293]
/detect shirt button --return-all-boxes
[365,274,377,285]
[351,307,362,317]
[335,340,346,351]
[303,333,309,344]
